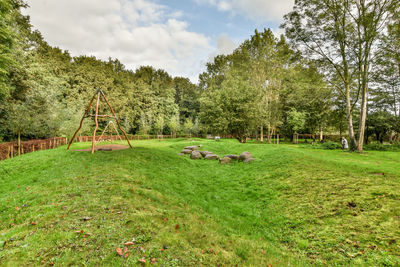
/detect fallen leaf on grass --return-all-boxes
[163,217,168,221]
[75,230,84,234]
[31,222,37,225]
[151,258,156,264]
[124,241,134,246]
[15,207,19,211]
[116,247,130,258]
[175,224,179,230]
[81,217,91,221]
[138,258,146,263]
[116,247,123,256]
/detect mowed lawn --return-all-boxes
[0,139,399,266]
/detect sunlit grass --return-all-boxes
[0,139,399,266]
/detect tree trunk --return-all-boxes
[319,127,323,142]
[267,123,271,144]
[345,83,357,150]
[260,126,264,142]
[357,83,368,151]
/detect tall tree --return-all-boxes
[283,0,399,151]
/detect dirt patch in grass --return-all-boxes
[74,144,130,152]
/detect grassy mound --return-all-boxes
[0,139,399,266]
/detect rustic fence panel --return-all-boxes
[0,137,68,161]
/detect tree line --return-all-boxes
[0,0,399,151]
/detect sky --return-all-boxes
[24,0,294,83]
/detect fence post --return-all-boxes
[7,146,10,159]
[11,145,13,158]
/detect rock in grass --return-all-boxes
[239,151,253,162]
[181,149,192,154]
[243,158,256,163]
[178,153,185,156]
[205,154,219,160]
[223,154,239,160]
[200,151,213,157]
[190,150,202,159]
[185,145,201,151]
[219,157,232,164]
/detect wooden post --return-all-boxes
[110,122,113,142]
[67,93,96,150]
[91,91,101,154]
[100,91,132,148]
[98,122,110,143]
[277,134,280,145]
[7,146,10,159]
[111,121,124,143]
[11,145,13,158]
[32,145,35,152]
[21,145,24,154]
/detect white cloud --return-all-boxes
[24,0,213,82]
[207,33,238,62]
[195,0,294,22]
[216,33,237,55]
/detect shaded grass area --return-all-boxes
[0,139,399,266]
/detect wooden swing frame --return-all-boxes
[67,89,132,153]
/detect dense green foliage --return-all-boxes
[1,139,399,265]
[0,2,201,142]
[0,1,399,150]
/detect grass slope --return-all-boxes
[0,139,399,266]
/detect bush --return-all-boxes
[364,143,390,151]
[320,141,342,150]
[364,142,400,151]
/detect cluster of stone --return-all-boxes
[179,145,255,164]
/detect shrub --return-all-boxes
[364,142,400,151]
[364,143,390,151]
[320,141,342,150]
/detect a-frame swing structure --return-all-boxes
[67,89,132,153]
[97,120,123,143]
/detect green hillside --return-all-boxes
[0,139,399,266]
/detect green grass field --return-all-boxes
[0,139,399,266]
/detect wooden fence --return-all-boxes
[0,137,68,161]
